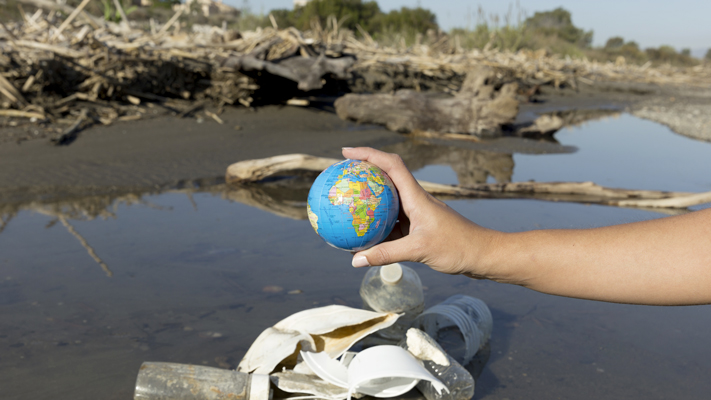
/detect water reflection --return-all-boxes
[0,135,575,234]
[384,137,576,185]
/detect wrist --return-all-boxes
[471,230,527,285]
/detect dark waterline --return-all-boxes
[1,114,711,399]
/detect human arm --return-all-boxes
[343,147,711,306]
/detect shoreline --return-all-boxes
[0,105,401,205]
[2,80,711,209]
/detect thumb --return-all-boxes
[351,237,421,268]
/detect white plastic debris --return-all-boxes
[301,345,448,400]
[238,305,400,374]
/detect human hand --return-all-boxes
[342,147,499,278]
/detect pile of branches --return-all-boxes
[1,0,710,142]
[346,28,711,92]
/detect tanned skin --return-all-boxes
[344,147,711,306]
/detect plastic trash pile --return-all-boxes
[133,263,493,400]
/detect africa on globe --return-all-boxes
[307,159,399,252]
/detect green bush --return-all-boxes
[448,6,591,57]
[269,0,438,42]
[447,5,531,53]
[369,7,437,35]
[590,37,647,64]
[271,0,381,32]
[524,7,593,47]
[645,45,697,66]
[604,36,624,49]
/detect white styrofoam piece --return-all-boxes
[301,346,448,400]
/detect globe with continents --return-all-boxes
[307,159,399,251]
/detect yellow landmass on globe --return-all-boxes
[306,203,318,232]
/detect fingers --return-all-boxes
[351,235,423,268]
[342,147,426,204]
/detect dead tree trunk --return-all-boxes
[334,66,520,137]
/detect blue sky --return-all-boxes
[228,0,711,56]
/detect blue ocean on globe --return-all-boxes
[307,159,399,251]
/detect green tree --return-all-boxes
[646,45,678,62]
[706,48,711,60]
[524,7,593,47]
[369,6,438,36]
[272,0,381,32]
[604,36,624,49]
[269,0,439,41]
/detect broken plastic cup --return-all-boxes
[410,295,492,366]
[301,345,448,400]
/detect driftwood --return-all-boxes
[225,54,355,92]
[226,154,340,184]
[334,66,519,137]
[225,154,711,211]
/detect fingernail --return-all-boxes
[342,147,354,150]
[352,255,370,268]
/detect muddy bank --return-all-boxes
[517,81,711,143]
[0,82,615,205]
[2,78,711,210]
[0,105,402,204]
[629,84,711,142]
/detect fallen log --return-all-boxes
[225,154,711,211]
[223,54,355,91]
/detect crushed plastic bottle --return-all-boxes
[410,294,493,366]
[401,328,475,400]
[134,362,272,400]
[360,263,425,340]
[418,355,474,400]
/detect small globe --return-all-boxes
[307,159,400,251]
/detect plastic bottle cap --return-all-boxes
[380,263,403,285]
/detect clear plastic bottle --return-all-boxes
[401,328,475,400]
[360,263,425,340]
[418,355,475,400]
[134,362,272,400]
[410,294,492,367]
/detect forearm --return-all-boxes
[481,208,711,305]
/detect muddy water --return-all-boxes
[2,114,711,400]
